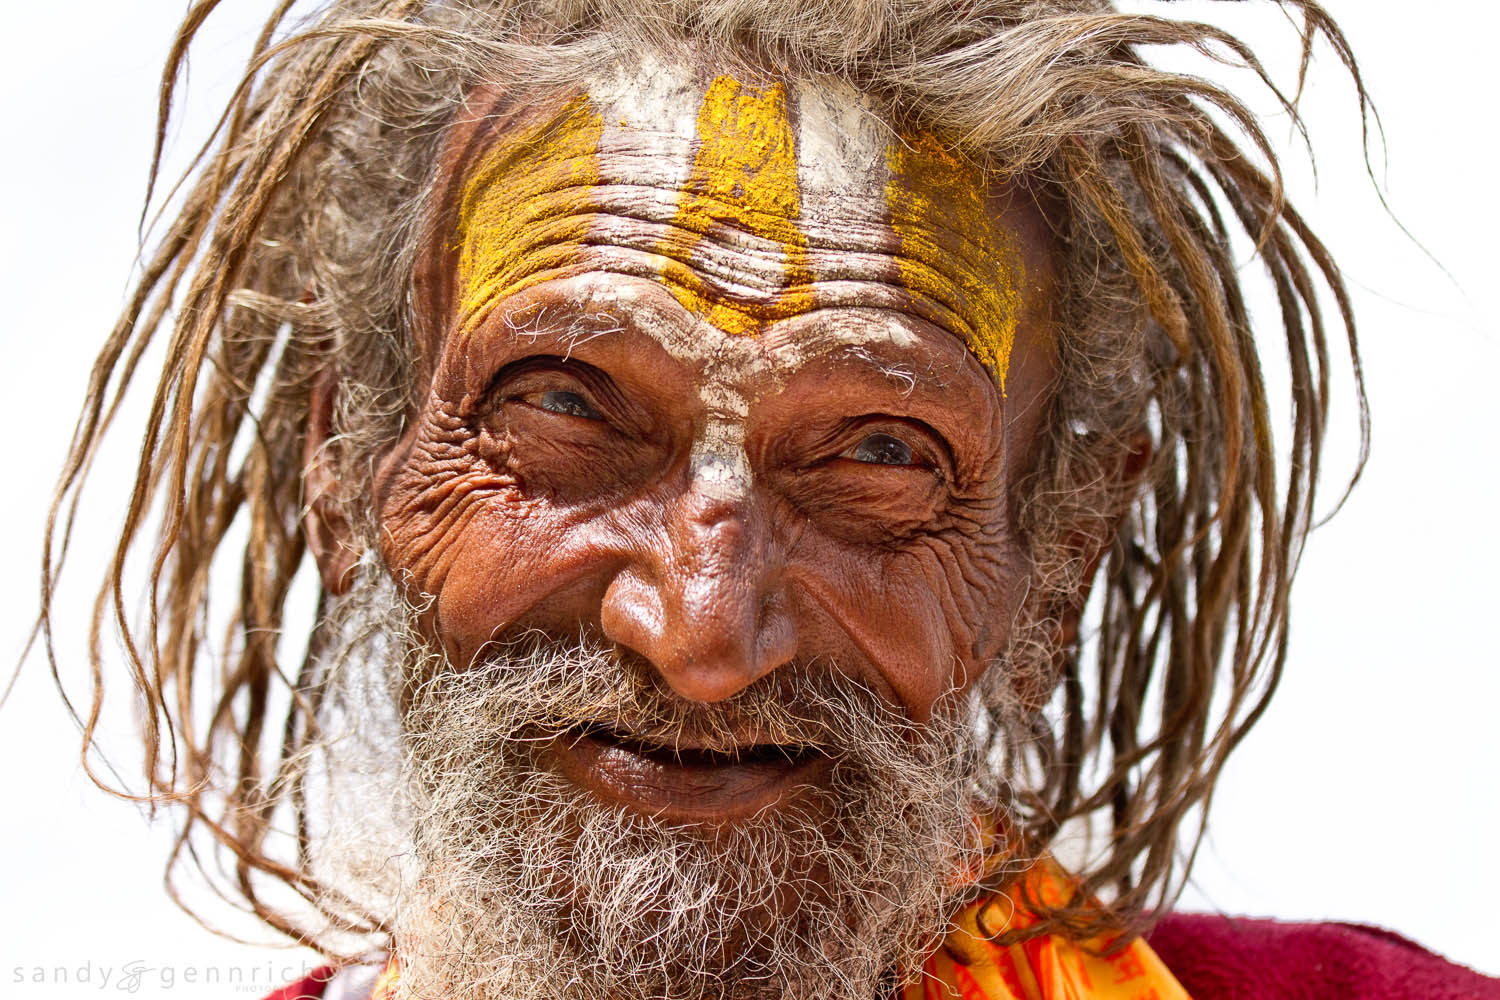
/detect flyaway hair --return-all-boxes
[43,0,1369,955]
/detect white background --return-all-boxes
[1,2,1495,996]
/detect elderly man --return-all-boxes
[43,1,1497,999]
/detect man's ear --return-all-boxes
[303,369,359,596]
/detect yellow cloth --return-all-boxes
[368,859,1190,1000]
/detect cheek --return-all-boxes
[374,399,629,665]
[786,515,1024,719]
[375,401,496,595]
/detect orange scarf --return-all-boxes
[898,859,1190,1000]
[367,860,1189,1000]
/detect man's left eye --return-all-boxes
[848,432,916,466]
[533,389,602,420]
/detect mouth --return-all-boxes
[544,722,833,823]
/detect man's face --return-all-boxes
[339,56,1060,999]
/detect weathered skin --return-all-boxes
[307,59,1062,822]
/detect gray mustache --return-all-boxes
[406,629,951,759]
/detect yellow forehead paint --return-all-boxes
[885,134,1024,391]
[452,76,1022,393]
[454,95,604,335]
[661,75,811,336]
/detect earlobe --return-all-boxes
[303,369,360,595]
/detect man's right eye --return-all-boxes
[530,389,603,420]
[848,432,916,466]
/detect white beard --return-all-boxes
[305,562,1006,1000]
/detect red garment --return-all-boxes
[262,915,1500,999]
[1147,913,1500,999]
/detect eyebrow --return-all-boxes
[850,344,939,397]
[499,305,628,359]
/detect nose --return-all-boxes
[600,461,797,704]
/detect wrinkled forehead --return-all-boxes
[425,55,1049,392]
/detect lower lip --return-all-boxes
[544,728,832,823]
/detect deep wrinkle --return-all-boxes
[377,57,1060,744]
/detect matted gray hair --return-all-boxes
[44,0,1369,954]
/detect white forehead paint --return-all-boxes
[793,79,891,211]
[583,59,757,501]
[586,52,698,190]
[691,416,754,503]
[575,60,918,504]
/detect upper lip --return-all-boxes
[571,721,822,763]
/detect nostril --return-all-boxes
[599,569,665,660]
[753,595,798,678]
